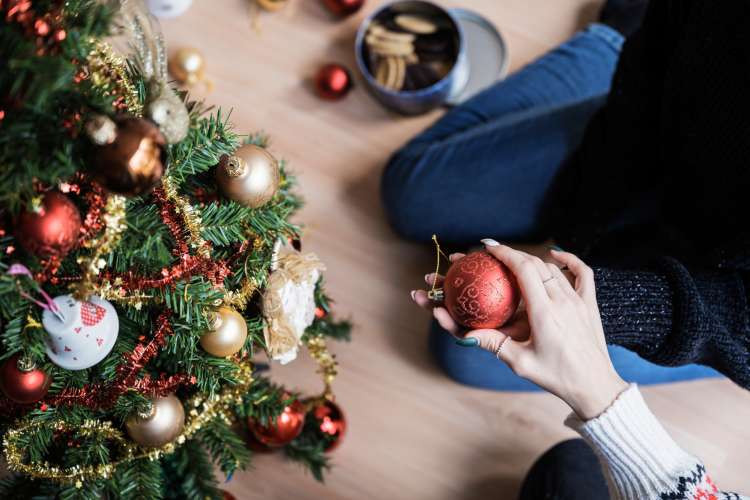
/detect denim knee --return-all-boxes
[380,149,434,242]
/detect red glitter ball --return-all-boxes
[443,250,520,330]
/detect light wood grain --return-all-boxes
[161,1,750,498]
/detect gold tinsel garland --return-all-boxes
[161,175,212,260]
[74,194,127,300]
[3,35,343,487]
[305,336,338,401]
[85,41,143,116]
[4,363,254,486]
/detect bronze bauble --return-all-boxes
[215,144,280,208]
[168,47,205,85]
[199,307,248,357]
[125,394,185,448]
[90,117,166,196]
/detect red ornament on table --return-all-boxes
[439,250,520,330]
[321,0,364,17]
[249,398,305,447]
[315,63,353,100]
[221,491,236,500]
[15,191,82,258]
[312,400,346,452]
[0,353,52,404]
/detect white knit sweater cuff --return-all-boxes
[565,384,699,499]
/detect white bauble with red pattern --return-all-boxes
[42,295,119,370]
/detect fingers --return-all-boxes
[501,310,530,341]
[411,289,432,308]
[481,240,550,312]
[464,329,507,354]
[464,329,531,376]
[433,307,461,335]
[545,263,575,299]
[424,273,443,288]
[549,249,596,303]
[449,253,465,262]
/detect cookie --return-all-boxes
[368,23,416,43]
[366,34,414,56]
[394,14,438,35]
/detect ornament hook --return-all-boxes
[7,264,65,322]
[429,234,447,303]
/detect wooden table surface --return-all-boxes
[161,1,750,498]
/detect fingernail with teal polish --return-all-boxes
[548,244,564,252]
[481,238,500,247]
[455,337,479,347]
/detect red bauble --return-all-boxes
[0,354,52,404]
[443,250,520,330]
[16,191,82,258]
[312,400,346,452]
[246,433,274,454]
[315,63,352,100]
[249,399,305,447]
[322,0,364,17]
[221,491,236,500]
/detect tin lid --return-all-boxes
[447,8,509,105]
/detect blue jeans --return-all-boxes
[382,25,720,390]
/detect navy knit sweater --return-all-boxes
[556,0,750,388]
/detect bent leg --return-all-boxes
[410,24,624,148]
[383,96,607,244]
[382,25,623,245]
[518,439,608,500]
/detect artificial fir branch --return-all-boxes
[0,0,353,495]
[161,439,223,500]
[284,417,334,483]
[196,418,252,477]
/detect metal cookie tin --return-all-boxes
[355,1,508,115]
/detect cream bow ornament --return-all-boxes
[263,253,326,364]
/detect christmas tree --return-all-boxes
[0,1,351,498]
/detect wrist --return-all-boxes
[567,372,628,421]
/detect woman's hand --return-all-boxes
[411,241,628,420]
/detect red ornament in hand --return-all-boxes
[315,63,352,100]
[442,251,520,330]
[0,354,52,404]
[16,191,81,258]
[249,398,305,447]
[312,400,346,452]
[322,0,364,17]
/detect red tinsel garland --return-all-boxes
[100,187,231,290]
[0,310,195,415]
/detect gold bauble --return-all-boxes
[125,394,185,448]
[168,47,205,85]
[200,307,248,357]
[257,0,288,11]
[215,144,280,209]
